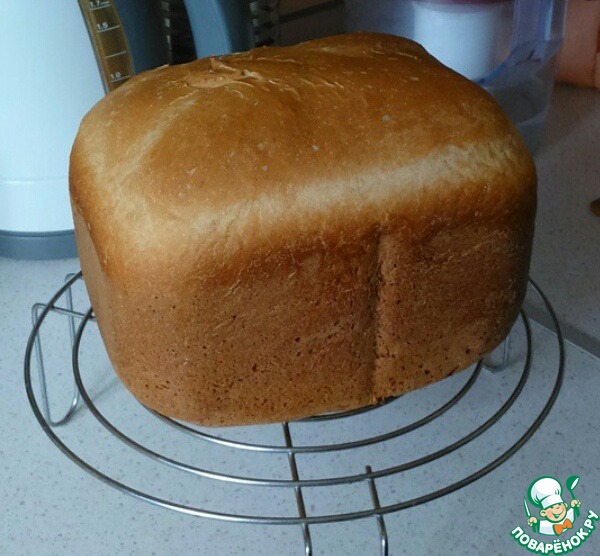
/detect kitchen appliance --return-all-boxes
[0,0,276,260]
[0,1,169,260]
[345,0,569,152]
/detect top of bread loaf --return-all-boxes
[70,33,534,287]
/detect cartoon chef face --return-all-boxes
[541,502,568,523]
[528,477,568,521]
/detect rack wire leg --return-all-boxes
[282,423,313,556]
[483,333,511,372]
[366,466,389,556]
[30,275,81,427]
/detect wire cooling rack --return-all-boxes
[25,272,564,555]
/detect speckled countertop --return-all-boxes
[527,85,600,357]
[1,86,599,556]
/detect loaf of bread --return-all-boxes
[70,33,536,426]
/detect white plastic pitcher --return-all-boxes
[345,0,569,152]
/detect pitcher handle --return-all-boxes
[479,0,568,86]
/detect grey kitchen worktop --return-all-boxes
[528,85,600,357]
[1,85,599,556]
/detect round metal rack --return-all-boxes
[25,272,564,556]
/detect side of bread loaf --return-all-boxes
[70,33,536,426]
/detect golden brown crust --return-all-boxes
[70,33,536,426]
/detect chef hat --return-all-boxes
[529,477,564,509]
